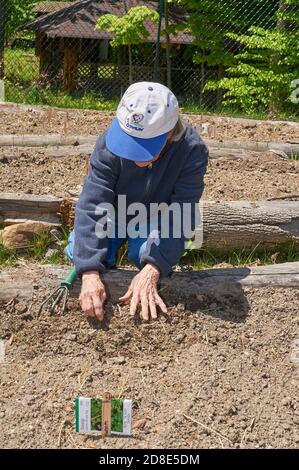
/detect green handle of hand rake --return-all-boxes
[61,267,77,290]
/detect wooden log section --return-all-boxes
[1,194,299,251]
[0,193,62,226]
[0,134,93,147]
[205,139,299,158]
[0,134,298,158]
[0,145,277,161]
[200,200,299,252]
[1,262,299,303]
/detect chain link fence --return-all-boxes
[0,0,298,116]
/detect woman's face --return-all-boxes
[134,128,175,168]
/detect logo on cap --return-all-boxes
[126,113,145,132]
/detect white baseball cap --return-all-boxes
[106,82,179,162]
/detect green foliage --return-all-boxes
[96,6,159,47]
[203,1,299,114]
[178,0,276,68]
[91,399,102,431]
[111,400,124,433]
[5,0,38,42]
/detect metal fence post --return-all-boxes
[153,0,164,82]
[0,0,5,79]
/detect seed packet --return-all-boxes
[75,397,132,436]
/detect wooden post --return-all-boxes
[63,44,78,92]
[101,392,112,437]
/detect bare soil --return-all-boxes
[0,264,299,449]
[0,106,299,142]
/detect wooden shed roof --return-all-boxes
[25,0,193,45]
[32,2,73,14]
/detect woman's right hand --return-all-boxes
[80,271,106,321]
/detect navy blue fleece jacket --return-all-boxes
[73,123,209,277]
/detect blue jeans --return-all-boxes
[65,228,150,270]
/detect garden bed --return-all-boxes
[0,262,299,449]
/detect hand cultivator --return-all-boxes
[38,267,77,315]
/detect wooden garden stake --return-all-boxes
[101,392,112,437]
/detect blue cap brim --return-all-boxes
[106,118,169,162]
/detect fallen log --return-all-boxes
[0,146,270,161]
[0,262,299,303]
[0,145,271,161]
[1,194,299,251]
[201,200,299,251]
[0,146,93,164]
[0,193,62,226]
[0,134,95,147]
[205,139,299,158]
[1,133,298,158]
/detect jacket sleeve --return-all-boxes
[73,135,120,276]
[140,140,209,277]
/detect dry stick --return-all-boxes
[240,417,255,446]
[57,418,67,448]
[183,414,233,444]
[66,429,79,449]
[117,378,129,400]
[3,296,18,308]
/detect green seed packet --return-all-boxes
[75,397,132,435]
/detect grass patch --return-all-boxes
[181,242,299,270]
[5,81,118,111]
[1,229,298,271]
[0,226,71,267]
[4,48,39,83]
[0,241,17,267]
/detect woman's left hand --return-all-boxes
[119,263,168,321]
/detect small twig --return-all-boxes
[117,377,129,399]
[117,304,123,315]
[66,429,79,449]
[158,286,169,295]
[159,320,167,334]
[183,414,233,444]
[249,417,255,431]
[3,296,18,308]
[58,419,66,448]
[240,417,255,446]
